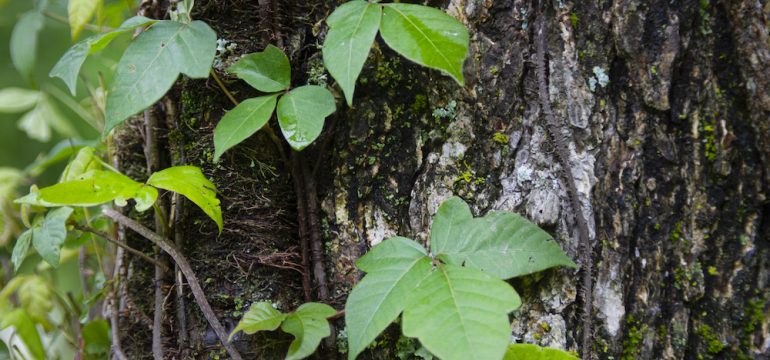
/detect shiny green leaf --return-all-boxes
[50,16,157,95]
[0,309,45,360]
[213,94,278,162]
[15,170,158,212]
[60,147,101,182]
[104,20,217,133]
[402,264,521,360]
[346,237,432,360]
[379,4,468,85]
[0,88,39,113]
[276,85,336,151]
[504,344,579,360]
[30,206,73,267]
[68,0,100,40]
[431,197,577,279]
[10,11,45,81]
[281,303,336,360]
[323,1,381,106]
[229,302,286,341]
[228,45,291,92]
[146,166,222,232]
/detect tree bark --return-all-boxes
[113,0,770,359]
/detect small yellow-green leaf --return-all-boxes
[11,230,32,272]
[504,344,579,360]
[379,4,469,85]
[228,45,291,92]
[229,302,286,341]
[281,303,337,360]
[146,166,222,232]
[14,170,157,212]
[213,94,278,162]
[276,85,336,151]
[60,147,101,181]
[68,0,100,40]
[323,0,381,106]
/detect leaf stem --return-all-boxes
[74,223,170,272]
[42,10,113,33]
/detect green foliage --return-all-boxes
[104,20,217,134]
[282,303,337,360]
[51,15,158,95]
[10,10,45,81]
[322,0,382,106]
[431,197,577,279]
[503,344,578,360]
[0,87,39,113]
[344,197,575,360]
[82,319,111,358]
[322,1,469,105]
[67,0,100,40]
[0,309,45,360]
[231,302,336,360]
[229,301,286,340]
[146,166,223,232]
[214,94,278,161]
[228,45,291,92]
[276,85,337,151]
[26,206,73,267]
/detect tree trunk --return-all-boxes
[112,0,770,359]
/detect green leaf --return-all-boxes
[228,45,291,92]
[146,166,222,232]
[0,341,9,360]
[229,302,286,341]
[276,85,336,151]
[0,309,45,360]
[281,303,337,360]
[15,170,158,212]
[379,3,468,85]
[17,94,78,142]
[11,230,32,272]
[24,140,94,177]
[10,11,45,81]
[104,20,217,133]
[0,88,39,113]
[402,264,521,360]
[31,206,73,267]
[16,275,53,329]
[82,320,111,356]
[323,1,381,106]
[431,197,577,279]
[213,94,278,162]
[503,344,579,360]
[346,237,432,360]
[60,147,101,181]
[50,16,157,95]
[68,0,100,40]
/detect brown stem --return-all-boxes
[534,3,593,359]
[292,154,314,302]
[102,208,244,360]
[74,225,170,271]
[109,244,129,360]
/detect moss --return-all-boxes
[569,12,579,28]
[696,324,724,355]
[707,266,719,276]
[670,221,684,243]
[492,132,509,145]
[621,315,648,360]
[411,94,428,114]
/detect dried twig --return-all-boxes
[534,3,593,358]
[103,208,244,360]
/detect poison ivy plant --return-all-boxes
[322,1,469,105]
[344,196,576,360]
[230,301,336,360]
[214,46,337,155]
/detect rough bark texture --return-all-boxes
[113,0,770,359]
